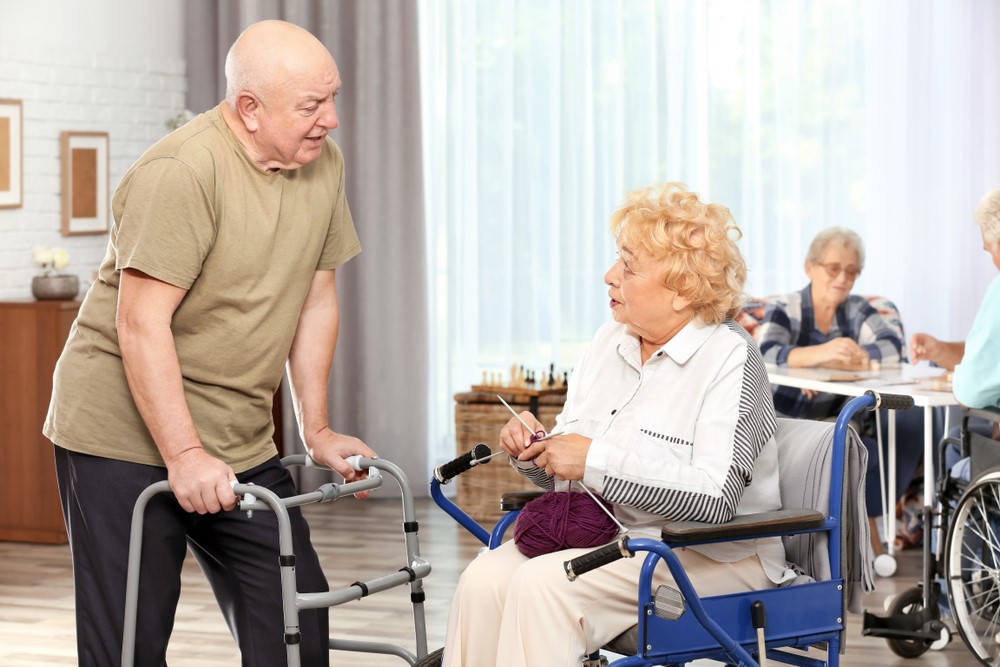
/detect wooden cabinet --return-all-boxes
[0,300,78,543]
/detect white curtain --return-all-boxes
[418,0,1000,464]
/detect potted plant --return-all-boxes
[32,246,79,300]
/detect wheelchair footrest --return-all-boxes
[861,608,934,640]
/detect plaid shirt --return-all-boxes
[758,285,904,418]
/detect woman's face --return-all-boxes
[604,242,692,344]
[805,243,861,307]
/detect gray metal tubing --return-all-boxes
[229,483,301,667]
[352,457,430,657]
[120,481,300,667]
[328,638,417,665]
[122,456,426,667]
[239,476,384,512]
[298,558,433,609]
[121,480,171,667]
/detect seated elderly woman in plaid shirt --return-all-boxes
[756,227,933,554]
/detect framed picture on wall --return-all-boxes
[61,131,109,236]
[0,99,23,209]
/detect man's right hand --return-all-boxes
[909,332,940,364]
[166,448,237,514]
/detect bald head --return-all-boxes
[225,20,336,107]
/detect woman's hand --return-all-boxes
[789,337,868,368]
[499,411,544,458]
[521,433,593,480]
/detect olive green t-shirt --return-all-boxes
[43,105,361,472]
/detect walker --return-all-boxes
[121,454,432,667]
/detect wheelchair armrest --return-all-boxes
[500,490,546,511]
[969,407,1000,425]
[661,508,825,544]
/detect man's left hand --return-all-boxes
[306,428,378,498]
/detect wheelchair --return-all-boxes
[937,407,1000,665]
[121,454,433,667]
[417,391,897,666]
[862,406,1000,665]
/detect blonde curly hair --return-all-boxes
[609,183,746,325]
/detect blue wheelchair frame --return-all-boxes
[430,392,896,667]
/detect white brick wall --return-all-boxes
[0,21,186,300]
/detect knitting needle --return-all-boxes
[575,480,628,534]
[496,394,554,444]
[496,394,541,436]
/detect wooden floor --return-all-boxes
[0,496,983,666]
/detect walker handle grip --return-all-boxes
[865,390,914,411]
[434,444,493,484]
[564,536,632,582]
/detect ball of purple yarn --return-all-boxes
[513,491,620,558]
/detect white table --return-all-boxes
[765,363,959,574]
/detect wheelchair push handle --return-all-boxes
[434,443,494,484]
[564,536,632,582]
[864,389,914,412]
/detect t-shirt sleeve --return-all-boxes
[317,142,361,271]
[113,157,216,289]
[953,276,1000,408]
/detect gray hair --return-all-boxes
[806,226,865,269]
[974,188,1000,245]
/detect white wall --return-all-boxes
[0,0,186,299]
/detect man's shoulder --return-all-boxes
[984,274,1000,302]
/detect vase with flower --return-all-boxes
[32,246,79,300]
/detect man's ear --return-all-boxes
[235,91,261,132]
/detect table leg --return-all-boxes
[887,411,897,558]
[923,405,935,551]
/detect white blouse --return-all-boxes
[514,318,792,583]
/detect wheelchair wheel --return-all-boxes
[945,470,1000,667]
[413,647,443,666]
[885,587,934,658]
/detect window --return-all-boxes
[419,0,1000,463]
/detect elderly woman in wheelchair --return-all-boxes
[437,183,796,666]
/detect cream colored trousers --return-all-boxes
[442,540,773,667]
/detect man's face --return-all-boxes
[254,62,340,170]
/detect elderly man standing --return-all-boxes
[44,20,372,666]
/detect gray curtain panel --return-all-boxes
[184,0,430,495]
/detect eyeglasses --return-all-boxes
[815,262,861,280]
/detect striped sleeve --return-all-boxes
[601,325,777,523]
[757,301,798,365]
[852,298,903,362]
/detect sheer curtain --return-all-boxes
[419,0,1000,464]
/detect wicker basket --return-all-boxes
[453,390,566,523]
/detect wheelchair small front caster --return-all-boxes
[874,553,897,578]
[928,622,951,651]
